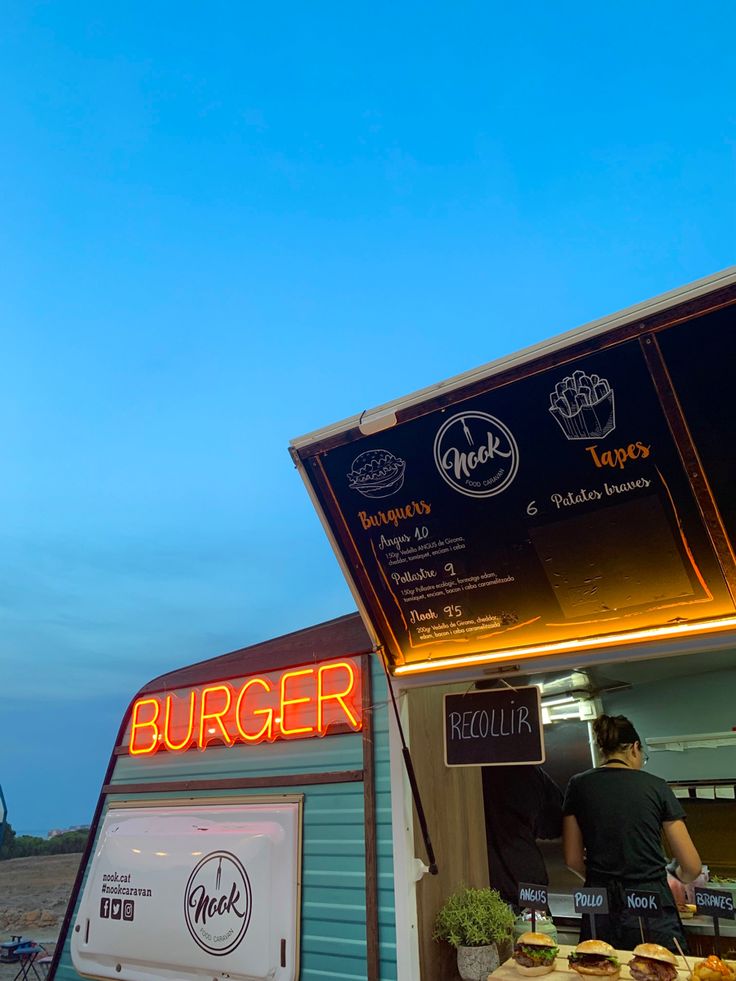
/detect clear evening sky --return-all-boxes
[1,2,734,835]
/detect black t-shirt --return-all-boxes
[563,767,686,882]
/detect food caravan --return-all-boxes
[50,267,736,981]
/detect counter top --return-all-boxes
[681,914,736,938]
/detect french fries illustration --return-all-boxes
[549,369,616,439]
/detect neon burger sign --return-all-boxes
[127,658,362,755]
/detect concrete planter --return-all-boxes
[457,943,500,980]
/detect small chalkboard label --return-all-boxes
[518,883,549,911]
[693,887,736,920]
[444,686,544,767]
[624,890,660,917]
[574,888,609,915]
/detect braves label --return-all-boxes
[184,850,252,955]
[693,887,736,919]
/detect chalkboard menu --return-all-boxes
[295,293,736,672]
[443,686,544,766]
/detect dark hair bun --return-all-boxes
[593,714,640,754]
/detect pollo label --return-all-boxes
[693,888,736,919]
[574,888,609,914]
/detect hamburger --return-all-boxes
[512,932,559,976]
[629,944,678,981]
[568,940,621,979]
[347,449,406,498]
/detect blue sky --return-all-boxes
[1,1,734,834]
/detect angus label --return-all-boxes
[694,887,736,920]
[624,890,660,916]
[443,686,544,767]
[574,888,609,914]
[518,884,548,911]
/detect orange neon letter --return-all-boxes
[163,691,196,751]
[198,684,235,749]
[129,697,161,755]
[279,668,315,736]
[235,677,274,742]
[317,661,361,733]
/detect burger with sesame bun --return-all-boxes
[512,933,559,976]
[629,944,679,981]
[568,940,621,979]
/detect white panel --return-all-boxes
[71,801,301,981]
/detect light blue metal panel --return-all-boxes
[113,729,364,785]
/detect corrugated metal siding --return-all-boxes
[54,655,396,981]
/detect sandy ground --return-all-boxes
[0,854,81,979]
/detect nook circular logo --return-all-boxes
[184,850,252,955]
[433,411,519,498]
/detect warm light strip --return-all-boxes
[393,617,736,676]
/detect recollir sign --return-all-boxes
[127,658,362,756]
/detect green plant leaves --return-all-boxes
[433,887,515,949]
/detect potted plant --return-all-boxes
[433,886,515,980]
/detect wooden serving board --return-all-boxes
[488,944,733,981]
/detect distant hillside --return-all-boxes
[0,824,89,861]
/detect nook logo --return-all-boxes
[184,850,252,955]
[433,411,519,498]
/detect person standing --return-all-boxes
[483,764,564,907]
[562,714,702,951]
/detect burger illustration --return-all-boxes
[347,449,406,499]
[568,940,621,979]
[629,943,679,981]
[512,932,559,976]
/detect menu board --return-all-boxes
[444,686,544,767]
[303,333,736,669]
[657,305,736,550]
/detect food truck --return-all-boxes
[50,267,736,981]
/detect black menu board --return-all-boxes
[657,305,736,550]
[444,686,544,766]
[306,333,735,669]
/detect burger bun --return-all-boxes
[633,944,677,965]
[577,941,616,957]
[515,963,556,976]
[570,940,620,979]
[517,933,557,948]
[570,966,620,979]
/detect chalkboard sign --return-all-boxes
[518,884,549,911]
[443,686,544,767]
[624,890,660,917]
[693,887,736,920]
[299,325,736,672]
[574,888,609,915]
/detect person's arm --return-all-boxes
[563,814,586,880]
[663,819,702,883]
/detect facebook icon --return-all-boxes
[99,898,111,919]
